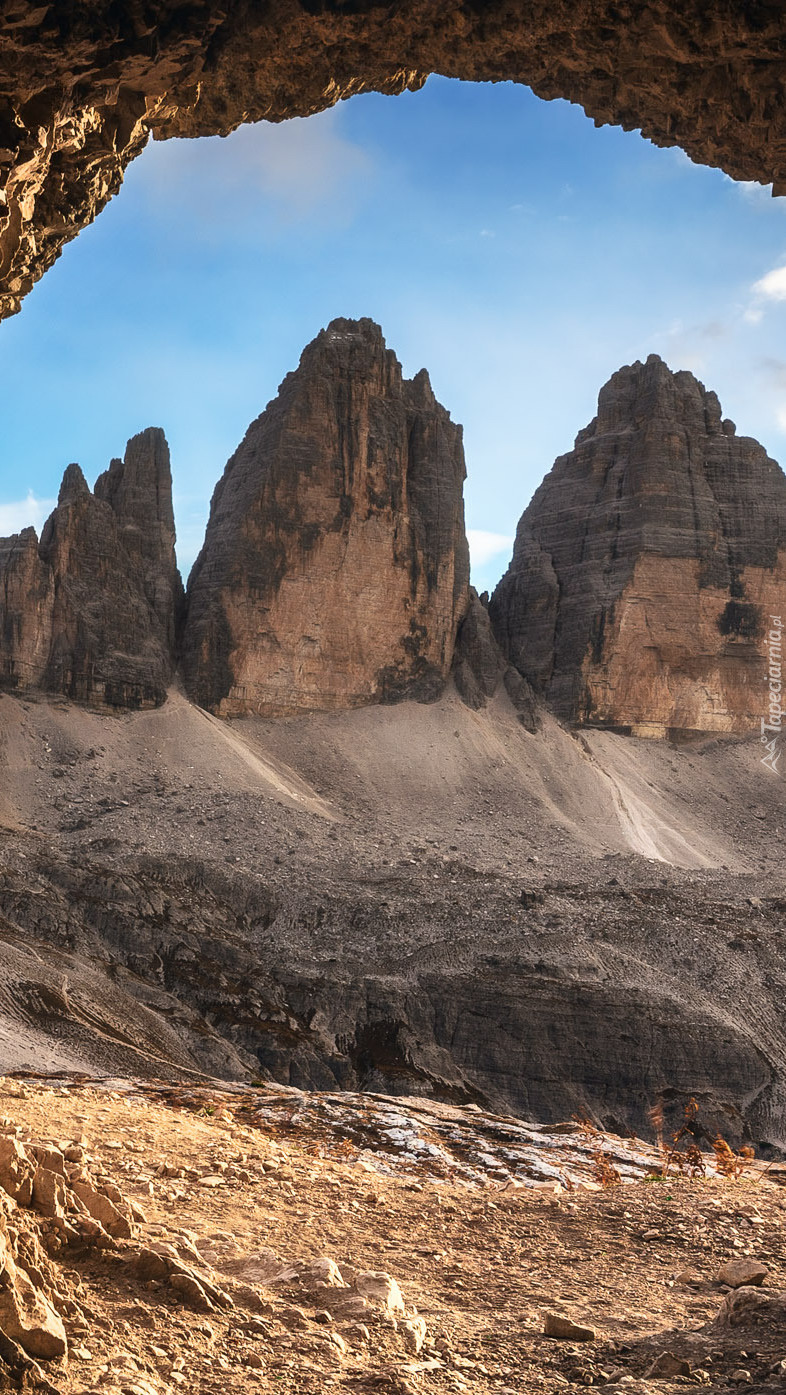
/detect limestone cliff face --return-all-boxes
[94,428,183,653]
[490,355,786,735]
[0,528,53,691]
[0,428,181,708]
[452,588,540,731]
[183,319,470,716]
[2,4,786,327]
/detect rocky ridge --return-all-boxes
[182,319,471,716]
[2,3,786,325]
[490,354,786,735]
[0,322,490,718]
[0,428,181,709]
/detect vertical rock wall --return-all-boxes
[0,428,181,708]
[490,355,786,735]
[183,319,470,716]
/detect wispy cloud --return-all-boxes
[467,529,514,568]
[723,175,777,208]
[140,109,373,229]
[750,358,786,435]
[752,263,786,302]
[758,356,786,389]
[652,318,728,374]
[0,493,54,538]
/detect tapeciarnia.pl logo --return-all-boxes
[761,614,784,774]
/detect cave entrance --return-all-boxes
[1,76,785,606]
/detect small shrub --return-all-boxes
[573,1116,622,1187]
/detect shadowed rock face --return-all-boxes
[183,318,470,716]
[490,355,786,735]
[0,428,182,708]
[1,3,786,325]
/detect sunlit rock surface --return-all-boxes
[183,318,470,716]
[0,428,181,708]
[490,355,786,734]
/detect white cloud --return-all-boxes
[776,406,786,433]
[752,264,786,302]
[467,529,514,568]
[142,109,373,226]
[731,178,775,206]
[744,306,764,325]
[0,492,54,538]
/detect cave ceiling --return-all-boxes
[0,2,784,322]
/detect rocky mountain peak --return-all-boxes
[56,462,90,505]
[182,318,470,716]
[0,431,182,708]
[490,356,786,735]
[95,426,175,529]
[574,353,726,447]
[290,316,403,395]
[94,427,183,648]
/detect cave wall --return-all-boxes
[1,1,785,321]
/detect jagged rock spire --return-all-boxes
[0,431,182,708]
[182,317,470,716]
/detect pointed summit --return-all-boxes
[182,318,469,716]
[490,357,786,736]
[95,427,183,648]
[0,432,182,707]
[57,462,90,504]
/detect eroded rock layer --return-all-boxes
[183,318,470,717]
[0,427,181,708]
[2,3,786,324]
[490,355,786,734]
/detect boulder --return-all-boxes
[644,1352,691,1378]
[0,1221,67,1361]
[712,1286,786,1330]
[543,1312,596,1341]
[31,1167,66,1221]
[0,1137,34,1207]
[71,1178,133,1238]
[716,1259,769,1289]
[353,1271,406,1316]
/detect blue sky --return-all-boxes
[3,77,786,591]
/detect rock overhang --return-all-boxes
[1,1,786,323]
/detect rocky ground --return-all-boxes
[0,687,784,1148]
[0,685,784,1393]
[3,1072,786,1395]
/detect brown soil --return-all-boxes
[6,1075,786,1395]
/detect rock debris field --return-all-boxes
[4,1073,786,1394]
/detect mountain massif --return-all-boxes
[3,336,783,740]
[1,320,500,719]
[0,326,784,1163]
